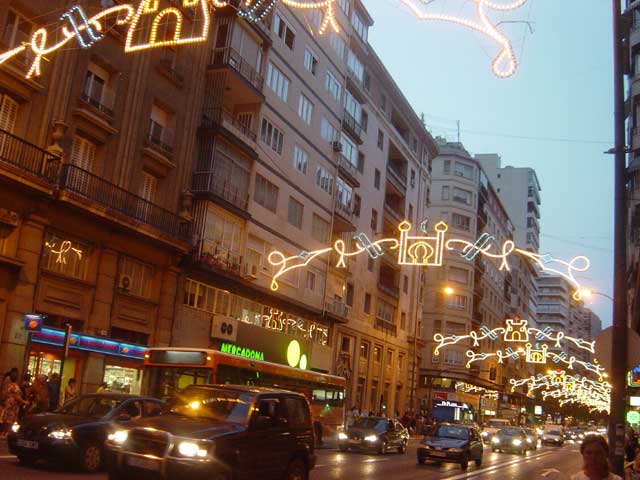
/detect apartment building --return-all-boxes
[0,1,206,393]
[536,275,575,357]
[128,0,436,416]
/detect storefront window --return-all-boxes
[27,353,61,377]
[103,365,142,394]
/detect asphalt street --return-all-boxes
[0,439,583,480]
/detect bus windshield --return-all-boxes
[143,365,212,398]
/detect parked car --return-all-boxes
[541,426,565,446]
[491,427,529,454]
[522,428,538,450]
[105,385,316,480]
[8,393,163,473]
[417,423,483,470]
[480,418,512,443]
[338,417,409,454]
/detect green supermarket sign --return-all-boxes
[220,343,265,361]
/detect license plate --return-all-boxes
[126,456,160,471]
[349,439,361,444]
[17,439,38,449]
[431,451,447,457]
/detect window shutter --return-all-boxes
[70,136,95,171]
[0,95,19,133]
[139,172,157,202]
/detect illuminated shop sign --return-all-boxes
[30,327,146,360]
[220,342,265,361]
[23,314,44,332]
[433,400,470,410]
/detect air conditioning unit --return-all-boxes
[119,274,131,291]
[332,141,342,152]
[211,314,238,342]
[243,263,258,279]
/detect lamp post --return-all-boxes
[578,288,614,303]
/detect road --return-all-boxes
[0,439,582,479]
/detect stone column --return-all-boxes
[155,266,179,347]
[88,248,118,336]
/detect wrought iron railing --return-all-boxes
[209,46,264,92]
[342,109,363,140]
[325,300,352,320]
[192,172,250,211]
[0,128,60,181]
[201,108,257,143]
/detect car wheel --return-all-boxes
[417,457,425,465]
[338,445,348,452]
[460,455,469,470]
[491,447,497,452]
[399,440,407,454]
[81,443,102,473]
[17,454,35,466]
[475,457,482,467]
[285,458,308,480]
[378,441,387,455]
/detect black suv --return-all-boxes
[105,385,316,480]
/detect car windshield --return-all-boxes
[548,430,562,436]
[58,396,123,417]
[353,418,387,431]
[499,428,522,436]
[489,420,509,427]
[436,425,469,440]
[167,387,252,424]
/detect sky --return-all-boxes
[366,0,615,326]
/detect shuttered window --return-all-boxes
[0,95,19,133]
[138,172,158,203]
[70,136,96,171]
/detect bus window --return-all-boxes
[142,366,212,398]
[216,364,259,386]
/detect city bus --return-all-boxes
[141,347,346,439]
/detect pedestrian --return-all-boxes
[346,406,357,427]
[18,373,31,419]
[571,434,622,480]
[96,382,108,394]
[27,374,50,414]
[47,373,60,411]
[1,370,27,436]
[1,368,18,400]
[626,450,640,480]
[63,378,78,404]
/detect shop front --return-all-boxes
[431,399,474,423]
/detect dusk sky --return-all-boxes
[367,0,615,326]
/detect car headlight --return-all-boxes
[107,430,129,444]
[10,423,19,433]
[536,428,544,435]
[512,439,522,446]
[526,438,533,443]
[338,432,348,441]
[177,441,208,458]
[48,429,73,440]
[449,447,464,452]
[364,435,378,442]
[492,437,500,444]
[481,431,488,437]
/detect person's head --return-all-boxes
[22,373,31,383]
[580,434,610,477]
[68,378,76,387]
[36,374,46,383]
[51,373,59,381]
[9,370,18,382]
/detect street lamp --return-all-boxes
[578,288,614,302]
[443,286,455,296]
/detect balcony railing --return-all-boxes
[192,172,250,211]
[80,87,116,117]
[59,164,190,241]
[210,47,264,92]
[383,202,403,223]
[377,281,400,299]
[202,108,257,143]
[148,120,175,153]
[375,317,397,336]
[386,164,407,193]
[0,128,60,182]
[325,300,352,321]
[342,109,363,143]
[336,153,359,184]
[334,199,355,224]
[197,240,243,276]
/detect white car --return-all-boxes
[481,419,512,443]
[542,428,564,446]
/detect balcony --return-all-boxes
[342,110,364,145]
[346,71,367,104]
[147,120,175,154]
[333,200,356,232]
[192,171,250,218]
[209,47,264,95]
[383,201,403,224]
[324,299,352,323]
[375,317,397,336]
[201,108,258,156]
[386,164,406,196]
[337,153,360,187]
[0,128,60,186]
[79,87,116,117]
[196,239,243,276]
[59,164,191,243]
[377,281,400,299]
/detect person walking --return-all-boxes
[1,370,27,436]
[27,374,50,414]
[626,450,640,480]
[47,373,61,411]
[571,434,622,480]
[63,378,78,405]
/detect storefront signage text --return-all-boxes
[220,342,265,361]
[433,400,470,410]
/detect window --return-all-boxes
[452,187,472,205]
[351,11,368,41]
[338,0,350,15]
[306,271,316,291]
[353,194,361,217]
[149,103,173,151]
[410,169,416,188]
[340,336,351,353]
[360,341,369,360]
[321,116,339,143]
[3,10,33,63]
[335,177,353,209]
[284,397,310,428]
[448,266,469,285]
[374,345,382,363]
[443,160,451,174]
[304,47,318,74]
[452,213,470,231]
[203,213,241,259]
[374,169,381,189]
[398,355,404,370]
[400,312,406,330]
[260,118,284,154]
[138,172,158,203]
[441,185,450,200]
[254,174,279,212]
[330,31,346,60]
[346,49,364,83]
[316,165,333,194]
[298,94,314,125]
[42,232,88,280]
[344,90,362,125]
[454,161,474,180]
[377,129,384,150]
[70,135,96,171]
[0,95,18,133]
[288,197,303,228]
[364,293,372,314]
[341,133,358,167]
[293,144,308,174]
[312,214,330,243]
[448,294,468,310]
[403,275,409,294]
[325,71,342,102]
[408,204,413,222]
[386,350,393,367]
[443,350,464,366]
[376,298,395,323]
[370,209,378,231]
[118,255,154,299]
[308,9,322,29]
[273,13,295,49]
[83,63,113,114]
[266,62,290,101]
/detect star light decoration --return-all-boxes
[455,381,499,399]
[268,220,591,301]
[432,317,607,380]
[0,0,528,80]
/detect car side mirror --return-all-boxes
[116,413,131,422]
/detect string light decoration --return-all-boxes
[397,0,529,78]
[0,1,338,80]
[268,219,591,299]
[455,381,499,399]
[45,240,83,264]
